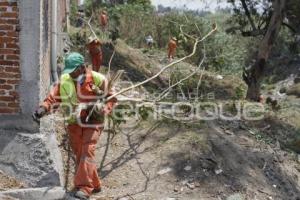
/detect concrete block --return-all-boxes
[0,187,66,200]
[0,124,63,187]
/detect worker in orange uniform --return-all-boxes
[99,10,108,31]
[168,37,177,62]
[32,52,117,200]
[87,37,103,72]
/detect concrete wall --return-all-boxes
[18,0,41,116]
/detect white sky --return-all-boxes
[151,0,231,11]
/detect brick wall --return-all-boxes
[0,0,20,114]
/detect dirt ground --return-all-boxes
[59,116,299,200]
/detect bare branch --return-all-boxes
[240,0,257,31]
[81,15,98,39]
[107,49,116,79]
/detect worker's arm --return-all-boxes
[41,83,62,112]
[32,83,61,122]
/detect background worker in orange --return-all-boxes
[32,53,117,200]
[99,10,108,31]
[168,37,177,62]
[87,37,103,72]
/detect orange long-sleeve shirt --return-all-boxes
[87,40,102,56]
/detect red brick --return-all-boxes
[6,43,18,48]
[1,12,18,18]
[8,102,19,107]
[5,66,20,72]
[6,79,19,84]
[0,2,9,6]
[0,79,6,84]
[12,6,18,12]
[0,72,20,79]
[0,60,19,66]
[0,36,17,43]
[0,25,13,30]
[0,48,18,54]
[6,19,18,24]
[9,91,18,98]
[6,31,18,37]
[0,96,15,102]
[6,54,19,60]
[0,107,16,113]
[0,101,7,106]
[0,84,13,90]
[0,7,6,12]
[9,2,18,6]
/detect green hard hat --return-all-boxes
[63,52,84,74]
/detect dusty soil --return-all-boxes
[0,171,24,191]
[65,117,300,200]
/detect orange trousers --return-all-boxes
[67,124,102,196]
[168,49,175,59]
[91,53,102,72]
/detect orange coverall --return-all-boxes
[168,39,177,59]
[87,40,103,72]
[42,69,116,196]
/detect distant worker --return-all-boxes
[87,37,103,72]
[145,35,154,48]
[32,52,117,200]
[99,10,108,31]
[168,37,177,62]
[76,10,84,27]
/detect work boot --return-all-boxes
[74,190,89,200]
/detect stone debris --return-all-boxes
[186,182,195,190]
[215,169,223,175]
[184,165,192,171]
[157,167,173,175]
[226,193,244,200]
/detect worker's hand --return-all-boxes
[102,102,115,115]
[32,106,47,123]
[102,106,112,115]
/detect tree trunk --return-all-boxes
[244,0,286,100]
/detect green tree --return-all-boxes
[227,0,300,100]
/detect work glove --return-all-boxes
[32,106,46,123]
